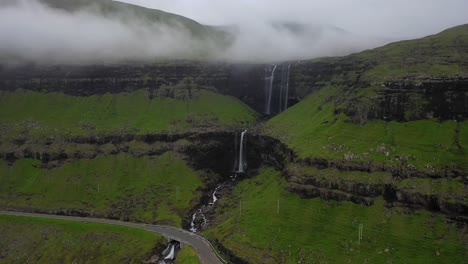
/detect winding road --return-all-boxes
[0,211,225,264]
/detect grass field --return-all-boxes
[0,215,165,264]
[0,152,203,226]
[357,24,468,81]
[176,246,202,264]
[0,89,258,140]
[264,86,468,172]
[206,168,467,263]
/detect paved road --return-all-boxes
[0,211,225,264]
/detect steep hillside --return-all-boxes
[0,88,257,140]
[290,24,468,122]
[206,169,466,263]
[0,215,166,264]
[0,23,467,263]
[262,25,468,218]
[39,0,230,45]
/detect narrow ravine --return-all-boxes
[189,130,248,234]
[158,241,181,264]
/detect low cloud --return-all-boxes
[1,0,465,65]
[0,0,218,65]
[219,22,388,62]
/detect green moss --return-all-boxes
[289,164,393,185]
[356,24,468,81]
[206,168,467,263]
[0,152,203,226]
[0,89,258,139]
[397,178,466,197]
[0,215,165,264]
[176,246,202,264]
[264,87,468,172]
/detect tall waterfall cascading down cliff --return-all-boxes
[279,64,291,113]
[189,130,248,233]
[264,64,291,116]
[237,130,247,173]
[265,65,278,115]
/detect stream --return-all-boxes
[189,130,247,233]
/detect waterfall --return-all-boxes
[278,64,291,113]
[188,131,247,234]
[265,65,277,115]
[209,184,223,205]
[159,241,180,263]
[189,208,207,233]
[189,211,197,232]
[284,64,291,111]
[237,130,247,173]
[164,245,175,260]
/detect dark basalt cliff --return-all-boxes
[2,60,467,122]
[2,131,466,220]
[290,60,468,123]
[2,25,468,222]
[0,63,269,114]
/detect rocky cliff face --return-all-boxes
[0,63,267,113]
[289,60,468,123]
[251,137,468,220]
[4,60,465,123]
[1,124,466,221]
[335,78,468,122]
[1,62,466,219]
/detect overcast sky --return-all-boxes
[121,0,468,39]
[0,0,466,65]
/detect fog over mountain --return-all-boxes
[0,0,466,65]
[0,0,223,65]
[125,0,468,39]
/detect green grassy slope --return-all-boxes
[265,86,468,172]
[0,89,258,139]
[266,25,468,172]
[357,24,468,81]
[0,215,165,264]
[0,152,203,226]
[206,169,467,263]
[176,246,202,264]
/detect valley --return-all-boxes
[0,3,467,261]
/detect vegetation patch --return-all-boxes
[176,246,202,264]
[264,86,468,173]
[0,89,258,140]
[0,214,165,264]
[0,152,203,226]
[206,168,467,263]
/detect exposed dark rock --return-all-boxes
[0,63,270,114]
[286,183,374,206]
[1,131,466,218]
[213,239,250,264]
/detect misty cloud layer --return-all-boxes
[0,0,217,65]
[125,0,468,39]
[1,0,466,65]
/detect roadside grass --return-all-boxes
[176,246,202,264]
[205,168,467,263]
[0,214,165,264]
[0,152,203,226]
[264,86,468,172]
[0,89,258,139]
